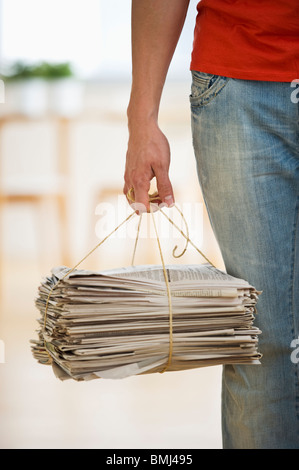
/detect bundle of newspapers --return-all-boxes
[31,263,262,381]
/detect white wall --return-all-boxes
[1,0,198,80]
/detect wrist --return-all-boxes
[127,87,162,125]
[127,103,159,131]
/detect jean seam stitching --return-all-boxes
[291,196,299,431]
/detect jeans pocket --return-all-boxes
[190,70,230,108]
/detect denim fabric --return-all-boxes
[190,71,299,449]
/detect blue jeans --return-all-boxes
[190,71,299,449]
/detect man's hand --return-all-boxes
[123,117,174,213]
[123,0,189,214]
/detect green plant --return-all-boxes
[1,61,74,81]
[34,62,74,80]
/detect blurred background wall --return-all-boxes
[0,0,224,449]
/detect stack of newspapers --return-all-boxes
[31,264,262,381]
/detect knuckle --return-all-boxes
[131,174,148,189]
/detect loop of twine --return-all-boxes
[42,188,216,375]
[127,187,215,267]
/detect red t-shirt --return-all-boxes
[190,0,299,82]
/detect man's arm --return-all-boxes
[124,0,190,213]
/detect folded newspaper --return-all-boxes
[31,263,262,381]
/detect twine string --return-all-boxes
[131,213,142,267]
[150,206,173,373]
[171,204,189,259]
[42,188,216,375]
[127,187,216,373]
[160,208,216,267]
[126,186,216,267]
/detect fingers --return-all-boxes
[123,175,174,214]
[123,174,151,214]
[123,164,175,214]
[155,168,175,208]
[131,179,151,214]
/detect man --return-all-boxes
[123,0,299,449]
